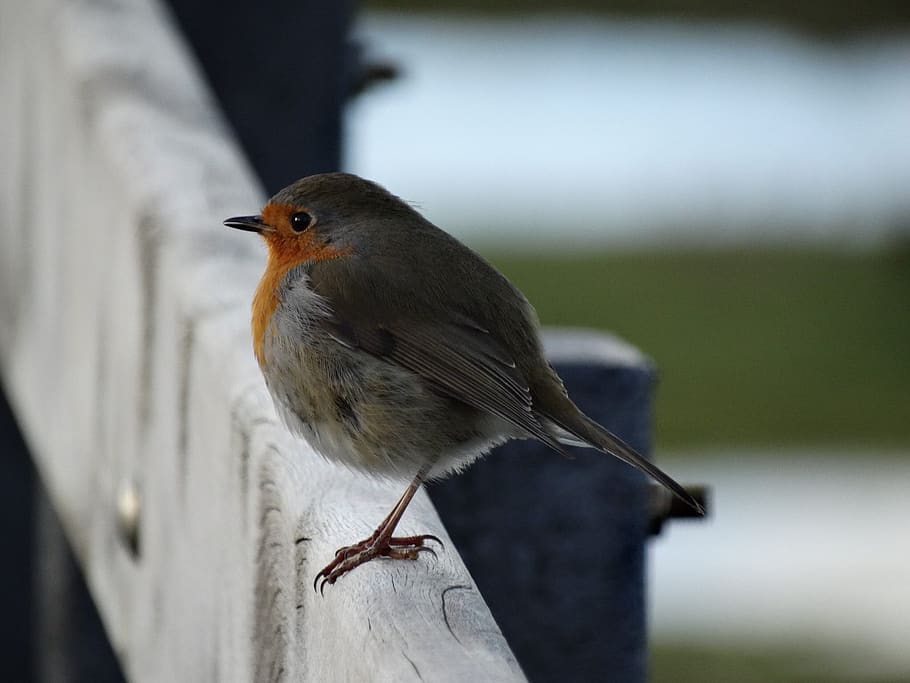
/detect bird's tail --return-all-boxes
[540,405,704,515]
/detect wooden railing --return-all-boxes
[0,0,525,680]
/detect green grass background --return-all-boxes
[482,247,910,452]
[650,643,907,683]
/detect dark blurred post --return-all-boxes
[0,389,36,682]
[431,351,653,683]
[163,0,357,193]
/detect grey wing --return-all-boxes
[323,314,565,453]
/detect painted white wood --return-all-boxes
[0,0,527,680]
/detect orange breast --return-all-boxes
[251,226,351,368]
[251,258,293,368]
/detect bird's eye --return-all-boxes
[290,211,312,232]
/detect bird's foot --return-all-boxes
[314,533,442,594]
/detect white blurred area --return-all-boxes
[346,13,910,248]
[649,453,910,677]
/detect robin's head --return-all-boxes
[224,173,422,264]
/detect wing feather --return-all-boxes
[322,314,563,451]
[307,258,564,453]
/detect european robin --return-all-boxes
[225,173,702,592]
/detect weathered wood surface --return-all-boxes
[0,0,524,680]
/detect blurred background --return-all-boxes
[345,2,910,681]
[4,0,908,681]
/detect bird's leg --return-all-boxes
[314,466,441,593]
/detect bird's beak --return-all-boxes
[223,215,267,233]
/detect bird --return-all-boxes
[224,172,703,592]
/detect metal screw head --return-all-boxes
[116,480,141,560]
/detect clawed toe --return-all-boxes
[382,543,438,561]
[314,533,441,594]
[389,533,444,549]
